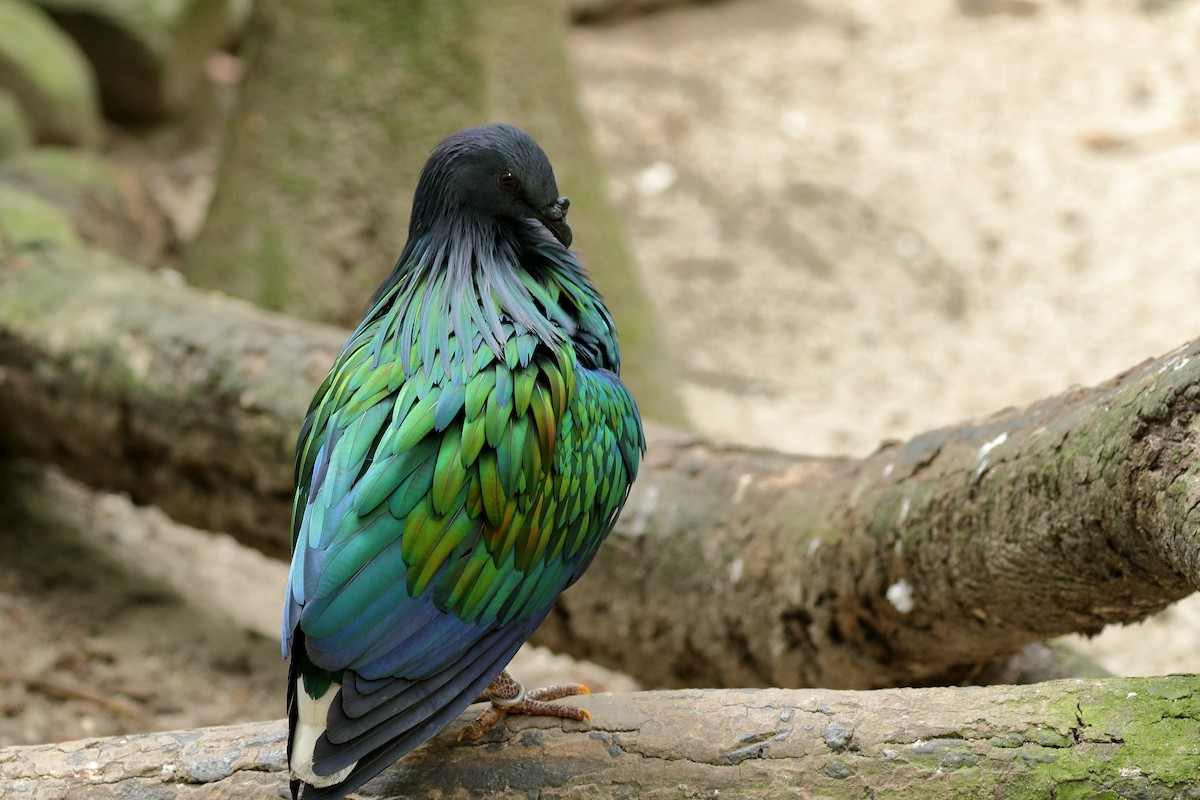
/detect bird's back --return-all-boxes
[283,221,642,798]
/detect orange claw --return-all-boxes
[578,684,591,695]
[579,708,593,724]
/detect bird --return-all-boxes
[282,123,644,799]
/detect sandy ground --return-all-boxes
[2,0,1199,748]
[576,0,1200,456]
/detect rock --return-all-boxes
[2,146,169,263]
[0,181,80,248]
[32,0,230,123]
[0,0,101,146]
[6,145,122,200]
[0,89,33,158]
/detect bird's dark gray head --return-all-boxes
[412,123,572,248]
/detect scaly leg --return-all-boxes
[457,670,591,741]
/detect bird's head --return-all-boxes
[416,123,573,248]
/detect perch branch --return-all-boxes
[1,678,1198,799]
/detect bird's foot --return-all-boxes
[457,670,591,741]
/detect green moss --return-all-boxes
[823,679,1200,799]
[991,678,1200,798]
[1078,676,1200,786]
[9,145,122,200]
[1053,785,1122,800]
[989,733,1026,748]
[0,0,99,145]
[0,182,78,248]
[0,88,32,157]
[1021,726,1073,748]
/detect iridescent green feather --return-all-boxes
[289,212,644,693]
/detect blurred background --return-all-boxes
[1,0,1199,748]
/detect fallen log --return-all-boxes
[1,677,1197,799]
[1,242,1198,688]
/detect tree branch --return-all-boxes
[0,243,343,557]
[538,350,1200,688]
[2,678,1197,799]
[1,244,1198,688]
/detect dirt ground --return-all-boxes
[3,0,1200,749]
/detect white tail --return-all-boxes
[289,679,356,787]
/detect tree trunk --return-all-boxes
[1,243,1198,689]
[185,0,685,423]
[2,677,1198,799]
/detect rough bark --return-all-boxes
[0,242,340,557]
[2,677,1198,799]
[538,352,1200,689]
[185,0,685,423]
[1,244,1199,688]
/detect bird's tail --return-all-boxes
[287,633,357,798]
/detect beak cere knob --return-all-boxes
[539,196,573,248]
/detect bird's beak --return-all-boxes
[536,196,572,248]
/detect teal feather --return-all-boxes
[460,413,487,467]
[390,386,442,452]
[503,335,520,370]
[343,399,394,467]
[483,389,511,449]
[464,368,496,420]
[430,425,468,515]
[493,363,513,409]
[512,369,535,416]
[386,450,438,519]
[353,437,438,516]
[478,450,505,526]
[433,381,466,431]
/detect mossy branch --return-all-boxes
[2,678,1198,799]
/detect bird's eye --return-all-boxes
[497,171,520,192]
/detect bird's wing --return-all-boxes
[284,319,641,785]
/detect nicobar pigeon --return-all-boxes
[282,123,645,799]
